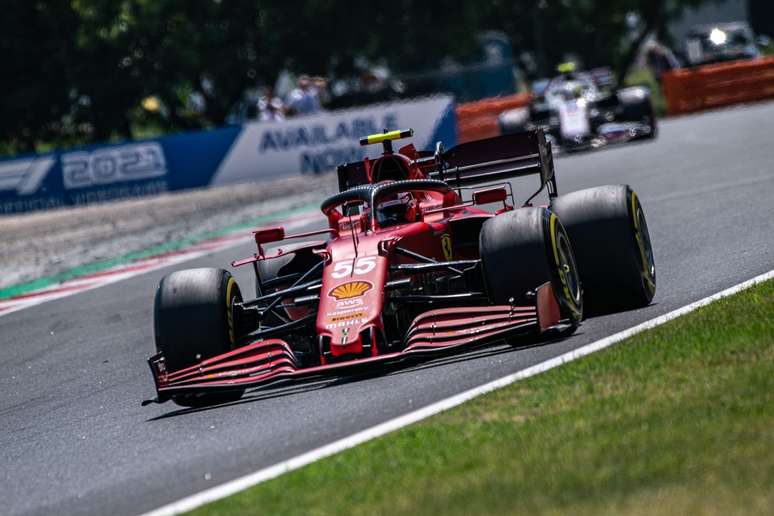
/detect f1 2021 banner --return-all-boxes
[0,95,455,214]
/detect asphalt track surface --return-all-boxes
[2,102,773,516]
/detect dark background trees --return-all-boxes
[0,2,79,153]
[748,0,774,42]
[0,0,727,156]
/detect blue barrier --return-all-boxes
[0,96,456,215]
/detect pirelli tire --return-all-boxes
[154,267,245,407]
[638,101,658,140]
[550,185,656,315]
[480,207,583,329]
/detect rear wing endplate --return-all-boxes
[431,130,558,198]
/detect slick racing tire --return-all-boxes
[550,185,656,315]
[154,268,245,407]
[480,207,583,329]
[640,103,658,140]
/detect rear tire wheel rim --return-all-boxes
[633,201,656,293]
[556,229,582,309]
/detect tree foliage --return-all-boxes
[0,0,714,155]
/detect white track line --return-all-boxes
[140,268,774,516]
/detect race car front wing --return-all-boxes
[144,282,563,405]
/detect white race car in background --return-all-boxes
[500,64,657,152]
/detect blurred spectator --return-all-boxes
[257,92,286,122]
[285,75,327,116]
[359,68,388,94]
[311,76,330,106]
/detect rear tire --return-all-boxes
[154,268,245,407]
[479,207,582,329]
[640,103,658,140]
[550,185,656,315]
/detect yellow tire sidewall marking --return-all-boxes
[630,191,655,289]
[550,213,578,314]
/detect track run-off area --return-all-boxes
[1,101,773,516]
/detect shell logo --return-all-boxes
[328,281,372,300]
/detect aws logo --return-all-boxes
[336,298,363,309]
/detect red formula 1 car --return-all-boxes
[144,128,656,407]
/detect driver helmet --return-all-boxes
[376,193,413,227]
[559,81,584,101]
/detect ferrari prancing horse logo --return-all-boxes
[441,234,453,261]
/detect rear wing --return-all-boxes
[431,130,558,198]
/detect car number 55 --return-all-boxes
[331,257,377,278]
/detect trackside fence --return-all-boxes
[455,93,531,143]
[661,57,774,115]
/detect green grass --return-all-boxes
[191,278,774,516]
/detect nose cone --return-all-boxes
[320,277,383,351]
[317,255,387,357]
[325,280,373,344]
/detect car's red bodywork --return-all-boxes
[146,130,569,403]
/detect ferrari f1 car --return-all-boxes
[499,64,657,152]
[144,128,656,407]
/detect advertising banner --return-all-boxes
[211,95,455,184]
[0,96,455,214]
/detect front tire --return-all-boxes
[551,185,656,315]
[154,268,245,407]
[479,207,583,329]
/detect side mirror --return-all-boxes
[434,141,446,180]
[473,187,508,205]
[253,226,285,245]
